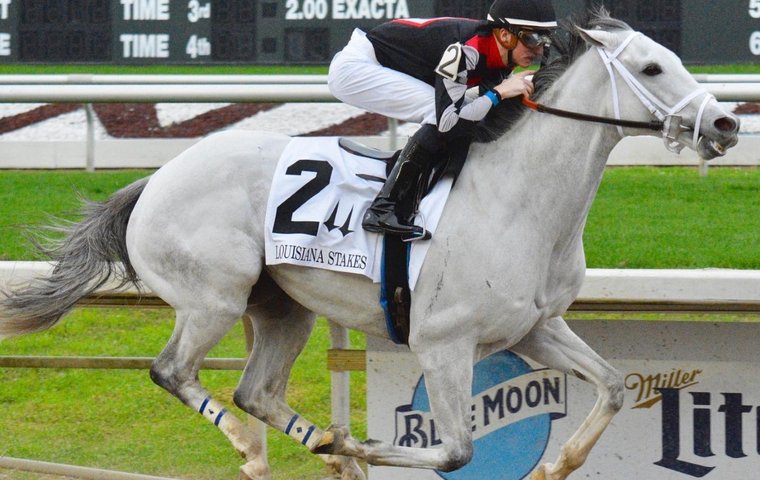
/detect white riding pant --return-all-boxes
[328,29,437,126]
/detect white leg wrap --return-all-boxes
[198,396,229,427]
[284,414,323,450]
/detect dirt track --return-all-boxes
[0,103,394,139]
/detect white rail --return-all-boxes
[0,73,755,85]
[0,456,181,480]
[0,80,758,103]
[3,262,760,311]
[0,74,758,171]
[691,73,760,83]
[0,74,743,85]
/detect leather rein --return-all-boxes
[521,95,663,131]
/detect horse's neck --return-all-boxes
[473,53,621,235]
[526,51,621,183]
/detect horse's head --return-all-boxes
[577,22,740,160]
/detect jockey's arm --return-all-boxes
[434,43,498,134]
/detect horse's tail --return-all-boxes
[0,177,150,339]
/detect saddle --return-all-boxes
[265,135,468,346]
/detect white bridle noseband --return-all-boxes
[596,32,716,153]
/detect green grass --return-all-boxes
[0,169,362,478]
[584,167,760,269]
[1,168,758,267]
[0,167,758,478]
[0,65,328,75]
[686,64,760,74]
[0,170,153,261]
[0,311,366,480]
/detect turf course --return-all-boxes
[585,167,760,269]
[1,167,758,266]
[0,166,757,479]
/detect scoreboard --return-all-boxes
[0,0,758,65]
[0,0,432,64]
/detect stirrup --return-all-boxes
[401,210,430,242]
[401,228,431,242]
[362,212,431,240]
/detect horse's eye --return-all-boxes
[643,64,663,76]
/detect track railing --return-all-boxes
[0,76,758,103]
[0,74,758,171]
[3,263,760,374]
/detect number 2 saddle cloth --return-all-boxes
[264,136,452,291]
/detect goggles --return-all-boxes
[514,29,552,48]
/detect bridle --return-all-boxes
[522,31,716,154]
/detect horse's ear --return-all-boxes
[577,28,616,49]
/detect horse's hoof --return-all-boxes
[529,464,547,480]
[530,463,563,480]
[312,425,353,455]
[239,461,271,480]
[312,430,337,454]
[239,470,270,480]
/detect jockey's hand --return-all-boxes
[493,71,536,100]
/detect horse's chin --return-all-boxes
[696,135,738,161]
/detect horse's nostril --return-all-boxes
[714,116,737,133]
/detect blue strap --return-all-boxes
[379,236,411,345]
[486,89,501,106]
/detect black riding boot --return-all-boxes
[362,130,436,240]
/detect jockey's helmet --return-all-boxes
[487,0,558,30]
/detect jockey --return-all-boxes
[328,0,557,240]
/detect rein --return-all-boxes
[521,31,716,154]
[521,96,663,131]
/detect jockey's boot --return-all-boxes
[362,129,435,240]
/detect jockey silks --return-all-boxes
[365,18,511,87]
[357,18,513,134]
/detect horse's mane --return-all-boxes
[472,7,633,143]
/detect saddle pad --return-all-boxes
[264,137,452,289]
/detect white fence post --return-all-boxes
[329,321,351,428]
[85,103,96,172]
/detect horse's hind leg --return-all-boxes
[234,275,365,480]
[150,305,270,480]
[511,316,624,480]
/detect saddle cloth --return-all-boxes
[264,137,452,289]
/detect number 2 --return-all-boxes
[285,0,300,19]
[435,44,462,81]
[273,159,333,235]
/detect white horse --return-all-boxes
[0,11,740,480]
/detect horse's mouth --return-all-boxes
[696,135,737,161]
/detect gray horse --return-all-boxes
[0,11,740,480]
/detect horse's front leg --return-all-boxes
[317,337,477,472]
[512,316,624,480]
